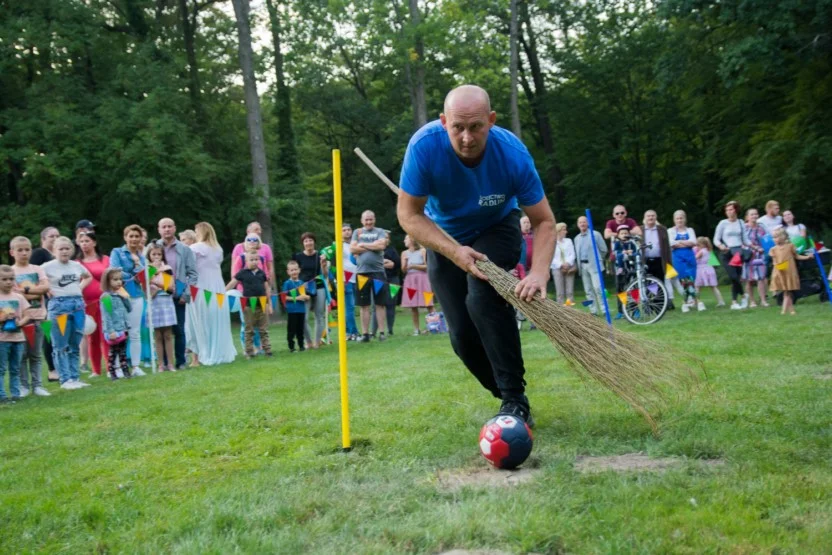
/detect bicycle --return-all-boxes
[619,236,669,325]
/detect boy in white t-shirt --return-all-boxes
[0,265,32,403]
[10,237,51,397]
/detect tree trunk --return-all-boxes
[231,0,273,247]
[265,0,299,184]
[178,0,203,118]
[509,0,521,138]
[407,0,427,130]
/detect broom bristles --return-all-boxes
[479,260,704,433]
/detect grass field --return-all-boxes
[1,293,830,553]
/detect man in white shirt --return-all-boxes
[757,200,783,234]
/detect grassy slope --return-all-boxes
[1,296,830,554]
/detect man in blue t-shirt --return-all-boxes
[397,84,556,427]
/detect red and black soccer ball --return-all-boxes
[478,414,533,469]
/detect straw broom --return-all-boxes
[354,148,704,433]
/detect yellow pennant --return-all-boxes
[299,285,306,296]
[216,293,225,308]
[665,264,678,279]
[162,273,172,291]
[775,261,789,271]
[56,314,68,336]
[259,296,267,310]
[617,292,628,304]
[357,275,369,290]
[423,291,434,306]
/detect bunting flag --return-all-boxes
[101,294,113,314]
[299,285,306,296]
[148,266,158,280]
[406,287,417,300]
[389,284,401,298]
[328,310,338,328]
[423,291,434,306]
[216,292,225,309]
[617,292,628,304]
[290,289,297,301]
[22,324,35,349]
[229,295,239,312]
[775,261,789,271]
[249,297,258,310]
[271,294,279,310]
[647,283,659,295]
[190,285,199,300]
[728,253,743,267]
[204,290,213,305]
[56,314,68,336]
[582,299,594,307]
[175,279,187,297]
[134,272,146,288]
[41,320,52,343]
[665,264,678,279]
[162,273,173,292]
[373,279,384,294]
[708,251,721,267]
[118,287,129,298]
[630,289,641,303]
[357,275,369,290]
[259,296,267,311]
[344,271,354,282]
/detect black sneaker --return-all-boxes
[498,396,535,428]
[378,332,387,342]
[358,334,371,343]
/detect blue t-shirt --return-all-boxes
[399,120,545,243]
[282,279,313,314]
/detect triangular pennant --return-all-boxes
[229,296,238,312]
[647,283,659,295]
[299,285,306,296]
[216,293,225,308]
[271,294,279,310]
[729,253,743,267]
[204,290,213,305]
[290,289,297,301]
[406,287,417,300]
[707,251,721,267]
[630,289,641,303]
[41,320,52,342]
[101,294,113,314]
[617,292,628,304]
[56,314,68,336]
[581,299,594,307]
[259,296,267,311]
[249,296,258,310]
[279,292,288,307]
[665,264,678,279]
[190,285,199,299]
[373,279,384,294]
[175,279,186,297]
[357,275,369,290]
[423,291,434,305]
[22,325,35,349]
[775,261,789,271]
[162,273,173,292]
[389,284,401,298]
[134,272,146,288]
[344,271,354,282]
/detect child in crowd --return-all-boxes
[10,237,51,397]
[0,265,32,403]
[41,237,92,390]
[769,228,812,315]
[613,225,636,318]
[100,268,132,380]
[694,237,725,310]
[146,242,177,372]
[282,261,310,353]
[231,234,268,353]
[401,235,433,335]
[227,252,273,359]
[178,230,196,246]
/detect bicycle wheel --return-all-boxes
[623,276,668,325]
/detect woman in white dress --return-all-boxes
[186,222,237,366]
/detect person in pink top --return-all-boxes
[76,231,110,377]
[230,234,270,353]
[231,222,275,290]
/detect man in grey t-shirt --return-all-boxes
[350,210,390,342]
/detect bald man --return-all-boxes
[157,217,198,368]
[397,85,556,427]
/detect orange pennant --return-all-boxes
[617,292,627,304]
[299,285,306,296]
[162,273,173,291]
[216,293,225,308]
[259,296,267,310]
[423,291,434,306]
[357,275,369,290]
[56,314,68,336]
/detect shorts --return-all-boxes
[356,271,389,307]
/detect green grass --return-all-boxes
[2,292,831,553]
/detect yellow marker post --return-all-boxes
[332,149,351,451]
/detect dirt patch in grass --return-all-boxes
[436,466,541,492]
[575,453,724,474]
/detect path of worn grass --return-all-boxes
[1,296,830,553]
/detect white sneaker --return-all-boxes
[681,303,691,313]
[60,381,81,390]
[730,301,742,310]
[34,387,51,397]
[18,386,30,398]
[89,373,99,378]
[132,367,146,377]
[740,294,749,309]
[716,301,726,307]
[697,302,706,312]
[115,367,124,379]
[74,380,91,387]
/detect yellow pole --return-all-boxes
[332,149,351,451]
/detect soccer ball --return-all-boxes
[479,414,533,469]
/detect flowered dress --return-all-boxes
[743,224,768,282]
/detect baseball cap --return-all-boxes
[75,219,96,230]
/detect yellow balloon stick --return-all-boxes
[333,149,351,451]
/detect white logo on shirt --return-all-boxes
[478,194,506,207]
